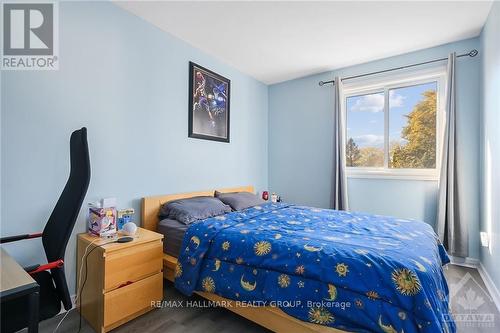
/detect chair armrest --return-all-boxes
[0,232,42,244]
[28,259,64,275]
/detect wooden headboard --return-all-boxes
[141,186,254,231]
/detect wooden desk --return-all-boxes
[0,247,40,332]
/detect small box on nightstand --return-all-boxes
[77,227,164,333]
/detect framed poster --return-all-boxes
[188,62,230,142]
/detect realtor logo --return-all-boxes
[1,2,59,70]
[444,272,496,329]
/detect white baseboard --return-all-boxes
[449,256,480,268]
[477,263,500,313]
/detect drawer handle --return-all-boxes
[117,281,133,289]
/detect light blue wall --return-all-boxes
[479,1,500,291]
[269,38,481,259]
[0,2,268,293]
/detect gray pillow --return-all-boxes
[214,191,265,211]
[159,196,231,225]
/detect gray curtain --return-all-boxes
[332,76,349,210]
[436,52,468,257]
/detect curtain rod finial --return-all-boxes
[469,49,478,57]
[318,81,325,86]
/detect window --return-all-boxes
[344,69,445,179]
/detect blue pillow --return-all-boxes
[159,196,231,225]
[214,191,265,211]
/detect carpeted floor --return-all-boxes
[35,264,499,333]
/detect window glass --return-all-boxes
[389,82,437,169]
[346,92,385,167]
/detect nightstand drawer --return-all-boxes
[103,272,163,328]
[104,240,162,291]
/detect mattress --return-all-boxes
[157,218,189,257]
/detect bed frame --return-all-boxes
[142,186,344,333]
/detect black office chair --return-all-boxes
[1,127,91,332]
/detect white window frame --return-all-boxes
[343,67,446,181]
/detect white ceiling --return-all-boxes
[115,1,493,84]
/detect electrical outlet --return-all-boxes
[480,232,489,247]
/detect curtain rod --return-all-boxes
[318,49,478,86]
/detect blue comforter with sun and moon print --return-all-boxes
[174,202,455,333]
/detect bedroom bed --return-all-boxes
[142,186,454,333]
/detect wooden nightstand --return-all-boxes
[77,228,164,333]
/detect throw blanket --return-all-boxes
[175,203,455,333]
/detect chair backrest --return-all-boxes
[42,127,90,310]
